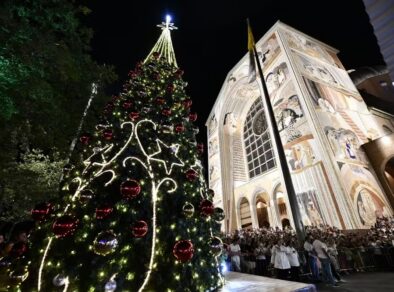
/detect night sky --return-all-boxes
[83,0,384,142]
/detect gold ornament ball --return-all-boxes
[93,231,118,256]
[213,207,225,222]
[182,202,195,218]
[209,236,223,257]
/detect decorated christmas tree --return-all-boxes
[21,16,224,291]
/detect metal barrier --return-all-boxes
[226,247,394,281]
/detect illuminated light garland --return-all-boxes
[144,15,178,67]
[38,122,135,291]
[38,237,53,291]
[149,140,185,175]
[131,120,179,292]
[63,277,70,292]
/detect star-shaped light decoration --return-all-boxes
[149,139,184,175]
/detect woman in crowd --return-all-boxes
[271,238,290,280]
[287,239,300,281]
[229,237,242,272]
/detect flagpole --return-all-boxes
[247,19,305,242]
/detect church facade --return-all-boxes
[206,22,394,232]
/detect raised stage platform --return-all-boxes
[221,272,316,292]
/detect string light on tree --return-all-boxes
[25,15,223,292]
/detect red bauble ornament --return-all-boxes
[129,111,140,121]
[136,61,143,69]
[182,99,192,109]
[31,202,53,222]
[152,72,160,80]
[95,204,113,220]
[200,199,215,217]
[104,102,114,112]
[10,242,28,258]
[185,169,198,181]
[175,69,184,78]
[156,97,165,105]
[120,180,141,200]
[197,143,204,155]
[52,215,79,238]
[152,52,160,59]
[162,108,171,116]
[131,220,148,238]
[167,84,175,93]
[123,100,133,109]
[189,112,198,122]
[111,95,120,102]
[128,70,138,79]
[175,123,185,133]
[103,129,113,140]
[79,133,91,145]
[173,240,194,262]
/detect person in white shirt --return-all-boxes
[229,237,241,272]
[313,237,338,287]
[304,235,320,281]
[271,238,290,280]
[286,239,300,281]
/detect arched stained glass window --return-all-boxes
[243,98,276,179]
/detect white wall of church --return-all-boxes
[207,22,394,233]
[280,25,393,228]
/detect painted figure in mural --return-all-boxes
[224,112,237,135]
[307,201,323,226]
[318,98,336,113]
[208,115,218,136]
[357,189,377,226]
[260,35,279,66]
[277,68,286,85]
[278,107,302,142]
[345,138,356,159]
[208,138,219,156]
[266,73,280,94]
[293,143,315,169]
[209,164,219,182]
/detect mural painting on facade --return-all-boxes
[303,77,348,112]
[208,114,218,137]
[297,190,324,226]
[339,163,392,227]
[259,33,281,70]
[356,188,388,227]
[325,127,368,165]
[295,52,358,94]
[286,139,317,171]
[224,112,238,135]
[304,78,371,163]
[276,95,305,143]
[264,61,310,143]
[266,62,289,99]
[209,161,220,183]
[208,137,219,157]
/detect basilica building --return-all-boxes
[206,22,394,233]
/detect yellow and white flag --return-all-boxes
[247,19,257,83]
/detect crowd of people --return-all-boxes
[221,216,394,287]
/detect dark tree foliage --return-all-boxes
[0,0,117,220]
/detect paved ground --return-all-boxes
[314,272,394,292]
